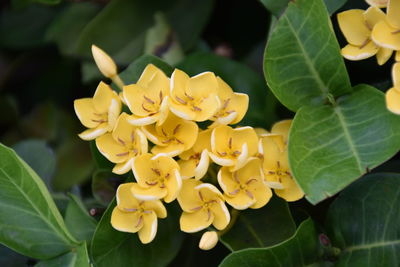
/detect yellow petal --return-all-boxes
[337,9,371,46]
[126,113,159,126]
[341,42,378,61]
[275,176,304,202]
[107,98,121,130]
[74,98,98,128]
[141,200,167,218]
[195,149,209,180]
[232,126,259,157]
[218,166,237,193]
[190,128,213,156]
[248,180,272,209]
[177,179,203,212]
[169,98,197,121]
[376,47,393,65]
[371,20,400,50]
[254,128,269,136]
[111,208,142,233]
[363,6,386,29]
[78,123,108,140]
[180,209,213,233]
[178,158,197,179]
[116,183,139,210]
[192,95,221,122]
[151,143,185,157]
[261,135,285,170]
[96,133,128,163]
[164,169,182,203]
[225,191,256,210]
[387,0,400,28]
[137,64,163,87]
[386,87,400,115]
[396,50,400,61]
[216,76,234,100]
[393,62,400,88]
[131,183,167,201]
[209,200,230,230]
[112,113,136,143]
[138,212,158,244]
[195,183,223,202]
[93,82,116,113]
[188,72,218,99]
[229,93,249,124]
[170,68,190,100]
[365,0,388,8]
[271,120,292,144]
[112,158,133,175]
[123,84,160,117]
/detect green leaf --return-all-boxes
[219,218,319,267]
[65,194,97,243]
[259,0,289,16]
[89,141,113,170]
[76,0,212,65]
[91,199,184,267]
[118,54,174,85]
[52,138,93,191]
[0,143,77,259]
[45,2,100,56]
[13,139,55,189]
[220,196,296,251]
[323,0,348,14]
[289,85,400,204]
[178,52,277,127]
[264,0,351,111]
[35,242,90,267]
[91,170,122,205]
[326,173,400,266]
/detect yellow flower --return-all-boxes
[74,81,121,140]
[218,158,272,210]
[338,7,392,65]
[178,129,212,180]
[122,64,170,126]
[366,0,388,7]
[209,77,248,127]
[131,153,182,203]
[111,183,167,244]
[386,62,400,114]
[168,69,221,122]
[96,113,148,174]
[142,112,198,157]
[209,125,258,171]
[371,0,400,51]
[178,179,230,233]
[259,134,304,202]
[199,231,219,250]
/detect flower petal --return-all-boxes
[111,208,142,233]
[96,133,128,163]
[93,82,116,113]
[142,200,167,218]
[180,209,213,233]
[232,126,259,156]
[112,158,134,175]
[132,153,161,187]
[195,183,223,201]
[178,158,197,179]
[78,123,108,140]
[164,169,182,203]
[271,120,292,143]
[393,62,400,88]
[387,0,400,29]
[386,87,400,115]
[371,20,400,50]
[230,93,249,124]
[210,200,230,230]
[193,95,221,122]
[74,98,98,128]
[151,143,185,157]
[376,47,393,65]
[131,183,167,201]
[225,191,255,210]
[274,177,304,202]
[195,149,209,180]
[187,72,218,100]
[341,42,378,61]
[177,179,203,212]
[138,212,158,244]
[396,50,400,62]
[248,180,272,209]
[363,6,386,29]
[108,98,121,130]
[137,64,159,87]
[116,183,139,210]
[127,114,159,126]
[337,9,371,46]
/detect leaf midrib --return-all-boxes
[344,240,400,252]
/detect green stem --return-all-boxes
[111,74,125,91]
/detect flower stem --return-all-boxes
[112,74,125,91]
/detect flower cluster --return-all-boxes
[336,0,400,114]
[74,46,304,247]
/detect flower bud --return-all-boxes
[91,45,118,79]
[199,231,218,250]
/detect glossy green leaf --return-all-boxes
[91,199,184,267]
[35,242,90,267]
[289,85,400,204]
[221,196,296,251]
[323,0,348,14]
[264,0,351,111]
[91,170,122,205]
[13,139,55,189]
[45,2,100,56]
[0,143,77,259]
[326,173,400,266]
[52,138,93,191]
[178,52,277,127]
[64,194,97,243]
[260,0,347,16]
[220,218,319,267]
[117,54,174,86]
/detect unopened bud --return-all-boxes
[199,231,219,250]
[91,45,118,79]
